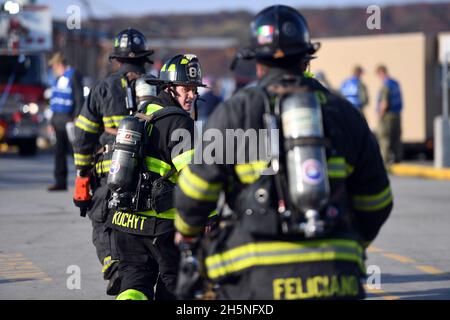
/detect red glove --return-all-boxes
[73,175,92,217]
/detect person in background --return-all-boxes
[340,65,368,115]
[47,51,84,191]
[196,76,222,123]
[376,64,403,165]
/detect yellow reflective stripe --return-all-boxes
[315,90,327,104]
[327,157,354,178]
[205,240,364,279]
[137,208,177,219]
[103,256,111,265]
[102,115,127,128]
[96,160,111,174]
[172,149,194,171]
[74,153,92,159]
[351,186,393,212]
[180,58,189,65]
[78,115,99,128]
[304,71,315,78]
[167,64,176,72]
[145,156,172,174]
[179,166,222,202]
[209,209,218,218]
[75,120,98,134]
[235,161,269,184]
[174,213,204,236]
[121,78,127,89]
[145,103,163,115]
[75,159,92,166]
[116,289,148,300]
[101,256,118,273]
[161,64,167,72]
[74,153,93,166]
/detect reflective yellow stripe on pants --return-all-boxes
[116,289,148,300]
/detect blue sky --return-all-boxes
[37,0,450,19]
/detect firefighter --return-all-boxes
[108,54,206,300]
[72,28,154,295]
[174,5,393,300]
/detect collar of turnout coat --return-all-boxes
[117,62,146,76]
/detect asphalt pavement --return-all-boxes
[0,152,449,300]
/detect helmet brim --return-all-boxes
[109,49,155,61]
[169,81,208,88]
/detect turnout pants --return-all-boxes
[113,229,180,300]
[87,177,116,268]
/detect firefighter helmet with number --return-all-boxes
[159,54,206,87]
[109,28,154,61]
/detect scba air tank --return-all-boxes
[107,116,144,195]
[281,91,330,216]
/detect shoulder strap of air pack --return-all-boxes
[134,106,190,123]
[149,106,190,123]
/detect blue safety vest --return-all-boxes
[378,78,402,114]
[340,77,363,109]
[50,68,75,114]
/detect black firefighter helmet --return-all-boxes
[159,54,207,87]
[109,28,154,62]
[231,5,320,69]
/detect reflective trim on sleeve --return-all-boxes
[96,160,111,175]
[327,157,354,179]
[234,161,269,184]
[102,115,127,128]
[178,166,222,202]
[351,186,393,212]
[116,289,148,300]
[205,239,364,280]
[172,149,194,171]
[74,153,93,166]
[174,213,204,236]
[75,115,100,134]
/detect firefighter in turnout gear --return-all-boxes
[108,54,207,300]
[174,5,393,300]
[72,28,154,295]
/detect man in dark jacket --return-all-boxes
[110,54,206,300]
[174,5,392,300]
[72,28,154,295]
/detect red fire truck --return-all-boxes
[0,3,52,155]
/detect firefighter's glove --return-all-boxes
[73,174,92,217]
